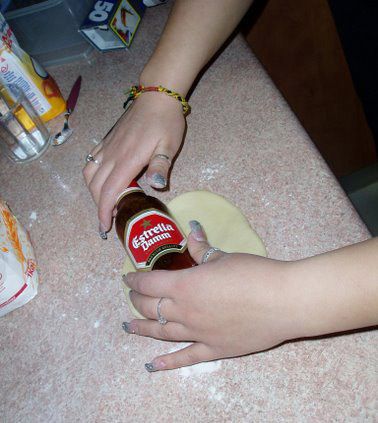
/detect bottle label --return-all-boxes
[125,209,187,270]
[116,180,143,205]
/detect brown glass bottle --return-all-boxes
[115,181,196,271]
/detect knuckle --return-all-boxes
[184,349,200,365]
[82,166,90,180]
[88,179,98,195]
[137,303,148,319]
[129,290,141,309]
[132,275,143,293]
[158,324,171,340]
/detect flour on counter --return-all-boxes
[201,164,224,181]
[208,385,225,402]
[178,360,222,377]
[167,345,222,376]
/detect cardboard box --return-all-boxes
[80,0,145,51]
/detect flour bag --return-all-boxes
[0,200,38,317]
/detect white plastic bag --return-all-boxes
[0,199,38,317]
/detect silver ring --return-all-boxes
[201,247,222,264]
[85,154,101,165]
[154,154,171,165]
[157,297,168,325]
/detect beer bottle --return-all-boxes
[115,180,196,271]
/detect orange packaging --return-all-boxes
[0,200,38,317]
[0,12,65,125]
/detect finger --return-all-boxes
[82,148,105,187]
[86,141,104,162]
[123,271,176,298]
[82,143,104,185]
[97,161,144,232]
[145,343,217,372]
[86,159,114,207]
[145,146,176,189]
[122,319,189,342]
[129,291,176,322]
[187,220,224,264]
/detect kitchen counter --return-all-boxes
[1,5,376,423]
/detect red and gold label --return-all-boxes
[125,209,186,270]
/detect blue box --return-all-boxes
[80,0,145,51]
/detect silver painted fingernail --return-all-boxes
[189,220,206,241]
[152,174,166,188]
[145,362,156,372]
[122,322,135,334]
[99,223,107,240]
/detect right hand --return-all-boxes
[83,92,186,234]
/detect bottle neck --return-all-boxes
[116,180,144,206]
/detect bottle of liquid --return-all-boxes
[115,180,196,271]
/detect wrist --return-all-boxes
[287,243,378,339]
[285,258,342,339]
[139,65,193,97]
[126,88,185,122]
[129,83,189,115]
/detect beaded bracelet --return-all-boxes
[123,85,191,115]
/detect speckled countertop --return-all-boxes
[1,5,377,423]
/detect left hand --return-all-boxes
[123,221,300,372]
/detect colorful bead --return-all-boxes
[124,85,190,115]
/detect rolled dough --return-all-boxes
[121,190,266,319]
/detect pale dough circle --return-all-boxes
[122,190,266,319]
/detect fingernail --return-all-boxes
[145,362,155,372]
[122,321,136,334]
[189,220,206,241]
[152,174,166,188]
[145,359,166,372]
[123,273,134,287]
[99,223,107,240]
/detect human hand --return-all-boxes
[123,221,302,372]
[83,92,185,236]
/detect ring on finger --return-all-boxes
[85,153,101,165]
[202,247,222,264]
[154,154,171,165]
[157,297,168,325]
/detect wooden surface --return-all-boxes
[244,0,377,177]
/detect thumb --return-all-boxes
[145,150,173,189]
[188,220,223,265]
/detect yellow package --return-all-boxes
[0,13,65,124]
